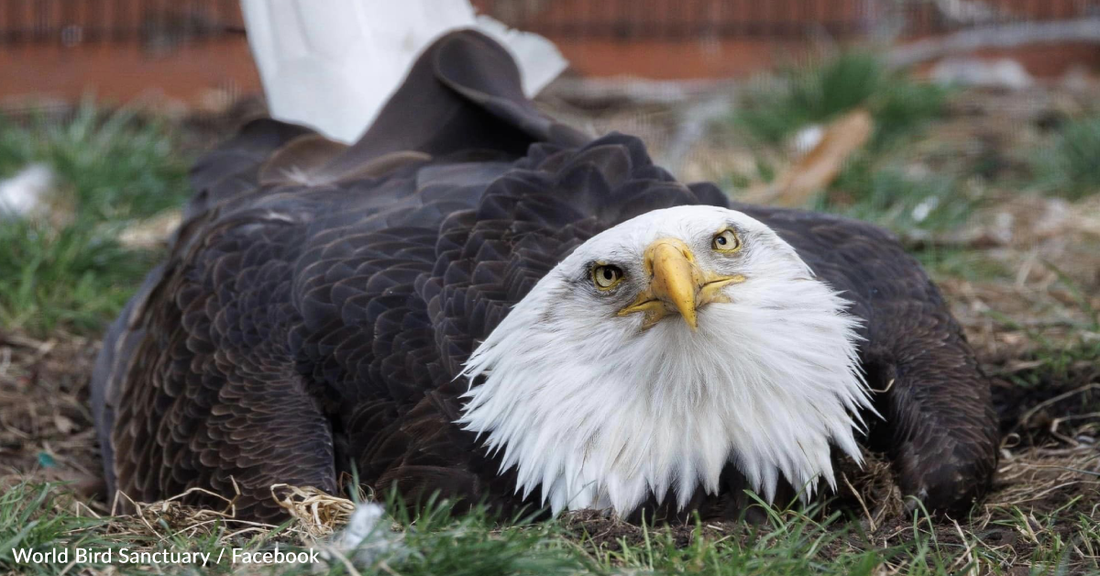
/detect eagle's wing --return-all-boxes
[93,30,996,520]
[720,196,999,510]
[91,30,588,519]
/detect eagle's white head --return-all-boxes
[458,205,871,516]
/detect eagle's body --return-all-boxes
[92,32,997,522]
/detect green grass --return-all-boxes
[993,269,1100,388]
[735,51,949,149]
[382,497,586,576]
[1033,115,1100,200]
[0,481,113,575]
[0,219,159,334]
[0,480,294,575]
[0,102,190,336]
[820,157,972,233]
[915,247,1012,284]
[3,482,1096,575]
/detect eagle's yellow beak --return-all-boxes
[618,238,743,330]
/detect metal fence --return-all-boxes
[0,0,1097,48]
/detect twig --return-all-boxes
[1019,384,1099,428]
[842,472,876,532]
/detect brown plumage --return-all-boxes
[92,31,998,522]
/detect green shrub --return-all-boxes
[820,154,973,233]
[1035,116,1100,199]
[2,102,190,220]
[0,103,190,336]
[736,51,949,149]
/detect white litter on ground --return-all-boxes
[316,502,404,570]
[0,164,55,219]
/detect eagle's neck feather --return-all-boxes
[458,270,870,517]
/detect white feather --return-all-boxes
[458,206,872,517]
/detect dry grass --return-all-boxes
[270,484,359,539]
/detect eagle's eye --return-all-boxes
[592,264,624,290]
[712,229,741,253]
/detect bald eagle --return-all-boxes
[92,31,998,522]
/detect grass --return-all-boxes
[735,51,949,149]
[0,219,159,334]
[0,482,120,576]
[915,247,1012,284]
[817,155,974,233]
[1033,115,1100,200]
[1,480,1097,575]
[992,269,1100,389]
[0,101,190,219]
[0,102,190,336]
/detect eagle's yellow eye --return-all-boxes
[712,229,740,252]
[592,265,624,290]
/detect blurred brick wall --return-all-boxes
[0,40,260,111]
[0,0,1097,110]
[0,0,258,110]
[474,0,1100,78]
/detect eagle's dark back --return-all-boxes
[92,31,997,521]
